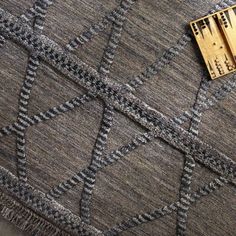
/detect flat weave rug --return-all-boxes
[0,0,235,235]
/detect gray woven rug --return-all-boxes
[0,0,235,235]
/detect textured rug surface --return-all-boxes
[0,0,235,235]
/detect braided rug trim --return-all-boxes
[0,189,70,236]
[0,0,235,235]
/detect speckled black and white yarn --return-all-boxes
[0,0,235,235]
[80,0,136,224]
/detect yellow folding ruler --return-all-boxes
[190,5,236,79]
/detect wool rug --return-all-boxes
[0,0,235,235]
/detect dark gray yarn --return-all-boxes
[176,76,211,235]
[0,166,103,236]
[16,0,52,184]
[1,8,235,179]
[0,0,235,235]
[79,0,136,224]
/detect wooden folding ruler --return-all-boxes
[190,5,236,79]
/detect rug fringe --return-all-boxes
[0,191,69,236]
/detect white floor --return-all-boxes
[0,216,26,236]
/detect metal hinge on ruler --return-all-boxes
[190,5,236,79]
